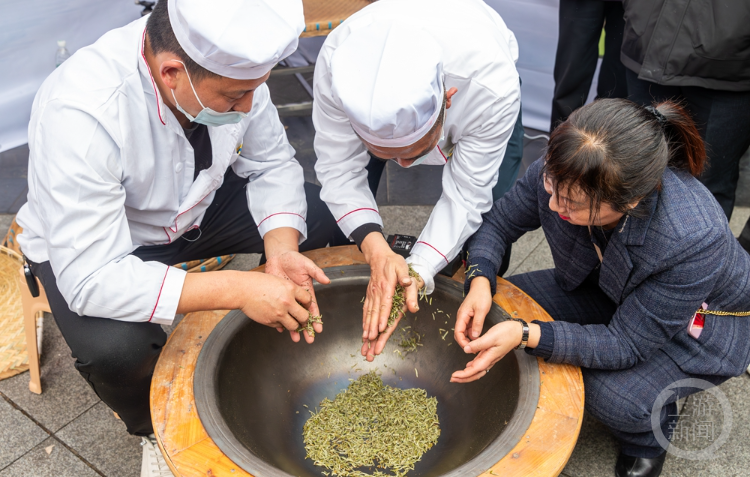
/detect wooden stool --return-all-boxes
[151,246,584,477]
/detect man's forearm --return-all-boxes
[360,231,391,263]
[176,270,250,314]
[263,227,300,259]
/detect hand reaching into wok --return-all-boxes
[359,232,424,361]
[451,276,540,383]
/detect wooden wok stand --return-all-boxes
[150,245,584,476]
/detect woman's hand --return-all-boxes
[454,277,493,348]
[450,319,524,383]
[264,251,330,343]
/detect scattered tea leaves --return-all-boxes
[302,372,440,477]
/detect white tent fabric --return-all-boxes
[486,0,560,132]
[0,1,140,153]
[0,0,563,153]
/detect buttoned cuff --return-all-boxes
[256,212,308,244]
[149,266,187,325]
[350,223,383,249]
[525,320,554,360]
[463,257,499,296]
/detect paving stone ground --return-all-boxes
[1,207,749,476]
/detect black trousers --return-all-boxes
[509,270,730,458]
[29,171,343,435]
[626,69,750,220]
[550,0,628,130]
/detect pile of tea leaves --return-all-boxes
[302,372,440,477]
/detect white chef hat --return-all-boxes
[168,0,304,80]
[331,21,444,148]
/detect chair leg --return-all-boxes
[19,267,43,394]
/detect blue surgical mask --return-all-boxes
[171,60,247,127]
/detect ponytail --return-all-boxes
[653,101,706,177]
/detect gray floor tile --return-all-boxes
[507,238,554,276]
[561,411,619,477]
[56,402,141,477]
[380,205,434,238]
[661,375,750,477]
[0,179,27,215]
[729,206,750,237]
[0,144,29,180]
[0,437,100,477]
[0,214,14,237]
[505,228,546,276]
[0,396,47,470]
[222,253,262,272]
[0,314,100,433]
[380,162,444,206]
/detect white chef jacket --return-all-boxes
[313,0,521,293]
[16,16,307,325]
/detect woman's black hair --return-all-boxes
[543,98,706,218]
[145,0,218,81]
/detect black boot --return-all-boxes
[739,217,750,254]
[615,451,667,477]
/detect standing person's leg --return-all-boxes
[29,260,167,436]
[550,0,606,130]
[625,69,682,106]
[597,1,628,100]
[679,87,750,219]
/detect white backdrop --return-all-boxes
[487,0,560,132]
[0,0,561,153]
[0,1,141,153]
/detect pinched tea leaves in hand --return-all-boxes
[388,265,422,328]
[296,312,323,337]
[302,372,440,477]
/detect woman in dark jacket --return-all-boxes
[452,99,750,477]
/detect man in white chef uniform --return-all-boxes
[16,0,340,472]
[313,0,522,361]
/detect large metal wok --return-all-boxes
[194,265,539,476]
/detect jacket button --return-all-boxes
[175,162,184,173]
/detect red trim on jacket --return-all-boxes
[140,28,166,126]
[336,208,380,223]
[416,241,449,265]
[149,266,170,322]
[257,212,306,228]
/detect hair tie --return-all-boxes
[645,106,668,128]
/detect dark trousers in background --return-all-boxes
[365,107,525,276]
[508,269,730,458]
[627,69,750,220]
[550,0,628,130]
[29,171,342,436]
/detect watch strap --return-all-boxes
[512,318,529,350]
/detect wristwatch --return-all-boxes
[512,318,529,350]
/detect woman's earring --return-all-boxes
[619,213,630,233]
